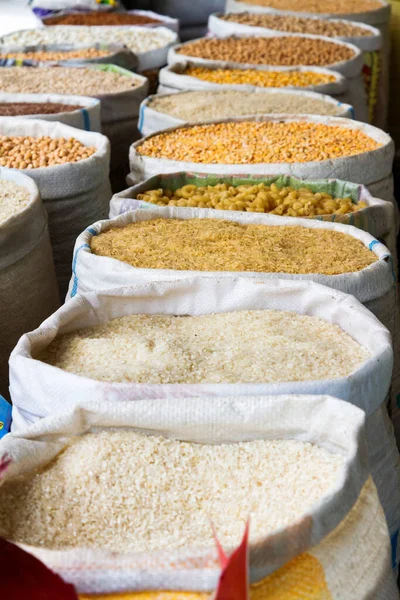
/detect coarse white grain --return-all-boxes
[0,179,31,225]
[39,310,370,384]
[0,430,344,552]
[149,90,344,121]
[1,26,176,55]
[0,67,140,96]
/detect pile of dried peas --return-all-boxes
[183,66,337,88]
[239,0,383,12]
[176,36,356,67]
[0,136,95,169]
[137,122,379,164]
[221,12,374,37]
[90,219,377,275]
[0,48,110,61]
[138,183,366,216]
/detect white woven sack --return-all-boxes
[168,35,368,121]
[0,169,59,396]
[152,0,225,26]
[0,26,178,73]
[30,0,117,9]
[69,206,395,333]
[0,117,111,297]
[158,59,348,95]
[9,278,400,567]
[138,89,354,136]
[0,395,397,598]
[0,92,101,132]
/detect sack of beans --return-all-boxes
[0,169,59,397]
[1,25,179,72]
[0,92,101,132]
[139,89,354,136]
[209,13,383,126]
[41,8,180,33]
[158,59,349,99]
[0,65,148,193]
[1,393,397,597]
[128,116,395,211]
[167,34,368,120]
[0,394,398,598]
[0,117,111,297]
[0,43,138,71]
[225,0,391,128]
[8,277,400,568]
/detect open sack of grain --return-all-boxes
[0,117,111,297]
[139,89,354,136]
[0,65,148,193]
[0,43,138,72]
[157,60,350,103]
[0,25,179,72]
[209,13,382,125]
[8,277,400,567]
[0,92,101,132]
[224,0,391,128]
[167,34,367,120]
[0,169,59,397]
[0,394,397,598]
[128,115,396,222]
[41,9,180,33]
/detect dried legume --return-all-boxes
[137,121,379,164]
[138,182,365,216]
[183,66,336,88]
[0,102,82,116]
[0,429,344,551]
[149,90,343,120]
[39,310,370,383]
[44,12,162,26]
[90,219,377,274]
[222,12,373,37]
[0,67,140,96]
[239,0,383,12]
[2,26,176,56]
[0,136,95,169]
[176,36,356,67]
[0,47,110,61]
[0,179,31,224]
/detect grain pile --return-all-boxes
[222,12,374,36]
[183,66,337,88]
[148,90,345,120]
[0,136,95,169]
[176,36,356,66]
[40,310,369,384]
[44,13,162,26]
[90,219,376,274]
[0,67,141,96]
[2,26,176,56]
[137,122,379,164]
[0,102,82,116]
[0,179,31,224]
[138,182,365,216]
[0,430,344,551]
[238,0,383,12]
[0,48,110,61]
